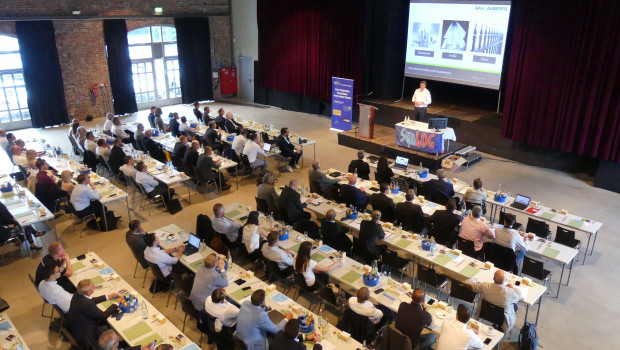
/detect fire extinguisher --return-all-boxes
[91,84,99,98]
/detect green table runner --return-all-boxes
[543,247,560,259]
[290,243,301,253]
[189,259,204,270]
[459,265,480,279]
[227,209,242,218]
[393,196,405,203]
[71,261,85,271]
[139,334,164,347]
[341,271,362,284]
[394,239,412,249]
[91,275,105,286]
[311,254,326,263]
[568,219,584,229]
[540,212,557,220]
[101,299,116,309]
[433,254,453,266]
[230,287,254,301]
[123,322,152,341]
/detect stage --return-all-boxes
[337,124,467,172]
[363,98,499,123]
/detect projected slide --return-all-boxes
[405,0,511,90]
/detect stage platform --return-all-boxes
[337,124,467,172]
[363,98,499,123]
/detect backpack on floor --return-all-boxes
[167,198,183,215]
[518,322,538,350]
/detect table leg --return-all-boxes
[556,263,565,298]
[52,218,58,242]
[534,295,543,324]
[218,172,222,193]
[187,182,192,204]
[589,230,599,255]
[236,167,239,189]
[583,233,592,264]
[524,304,529,324]
[102,205,108,231]
[313,143,316,161]
[126,197,131,221]
[566,256,575,285]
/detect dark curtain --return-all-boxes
[257,0,365,101]
[501,0,620,162]
[174,17,214,103]
[103,20,137,115]
[15,21,69,128]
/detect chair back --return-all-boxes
[309,180,321,195]
[180,296,198,319]
[485,243,517,274]
[522,256,545,281]
[195,214,215,243]
[381,323,412,350]
[293,272,311,293]
[416,264,439,287]
[526,218,551,239]
[479,299,505,331]
[381,250,409,271]
[499,211,522,230]
[336,307,375,343]
[240,154,251,168]
[171,272,194,295]
[317,284,339,307]
[255,197,269,215]
[147,261,168,282]
[456,236,482,260]
[555,227,577,247]
[128,243,150,270]
[449,279,478,304]
[264,259,283,281]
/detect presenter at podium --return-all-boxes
[411,80,432,122]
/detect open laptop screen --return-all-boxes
[514,194,531,206]
[263,143,272,152]
[395,156,409,167]
[188,233,200,249]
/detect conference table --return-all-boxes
[364,154,600,264]
[0,312,30,350]
[43,156,130,231]
[219,204,505,349]
[67,252,199,349]
[129,151,193,203]
[155,224,364,350]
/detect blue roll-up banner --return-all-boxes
[331,77,353,131]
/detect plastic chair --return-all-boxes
[240,154,260,177]
[478,299,506,332]
[521,256,551,294]
[456,236,484,261]
[449,279,478,310]
[317,284,345,321]
[179,296,198,332]
[381,250,409,282]
[555,226,581,263]
[192,165,219,196]
[66,201,98,237]
[526,218,551,240]
[292,272,322,310]
[416,263,449,300]
[485,243,518,275]
[136,182,167,215]
[255,197,269,215]
[147,262,174,301]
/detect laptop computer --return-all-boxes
[262,143,272,152]
[510,194,531,210]
[394,156,409,169]
[183,233,200,256]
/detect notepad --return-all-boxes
[394,239,412,249]
[271,293,289,303]
[123,322,152,341]
[181,344,202,350]
[101,299,116,309]
[1,198,21,206]
[433,254,453,266]
[311,254,326,263]
[12,210,33,218]
[341,271,362,284]
[0,321,11,331]
[230,287,254,301]
[543,247,560,259]
[98,267,114,275]
[459,265,480,279]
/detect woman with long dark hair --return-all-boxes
[375,155,394,184]
[242,211,268,260]
[294,241,342,291]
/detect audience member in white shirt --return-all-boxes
[96,139,110,161]
[231,129,248,157]
[241,211,269,259]
[211,203,242,243]
[119,156,137,179]
[84,132,97,154]
[38,265,73,314]
[143,233,185,277]
[204,288,240,331]
[178,116,196,138]
[261,231,295,277]
[242,133,267,175]
[70,174,108,219]
[436,304,484,350]
[102,113,114,134]
[11,146,28,168]
[348,287,384,324]
[294,241,342,291]
[134,161,175,207]
[0,129,8,150]
[112,117,131,142]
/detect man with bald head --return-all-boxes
[340,173,369,210]
[423,169,455,205]
[308,160,340,198]
[349,287,384,324]
[465,269,524,332]
[395,288,436,350]
[277,179,312,225]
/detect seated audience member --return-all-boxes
[135,123,146,143]
[70,174,110,220]
[76,126,87,148]
[339,174,370,210]
[370,183,396,222]
[190,253,229,311]
[205,120,224,153]
[25,149,38,172]
[197,145,231,190]
[348,287,385,325]
[395,189,426,233]
[423,169,455,204]
[135,161,175,207]
[395,288,435,350]
[38,264,72,314]
[11,145,28,169]
[153,108,166,132]
[143,233,185,278]
[169,112,181,137]
[141,130,166,162]
[183,140,200,177]
[0,129,8,150]
[214,108,226,129]
[107,138,126,174]
[211,203,242,244]
[308,160,340,197]
[98,329,154,350]
[34,242,75,292]
[172,135,189,161]
[277,179,312,225]
[458,205,495,252]
[261,231,295,277]
[34,158,65,207]
[294,241,342,291]
[204,288,239,332]
[96,139,110,161]
[436,304,484,350]
[103,113,114,134]
[463,178,487,207]
[242,211,268,259]
[256,172,279,215]
[112,117,132,143]
[202,106,212,122]
[178,116,196,138]
[242,133,267,175]
[60,170,75,196]
[147,106,157,129]
[119,156,137,179]
[348,150,370,180]
[359,210,386,263]
[192,102,203,123]
[427,199,462,246]
[0,202,42,250]
[125,220,148,268]
[494,213,530,264]
[374,155,394,184]
[67,279,121,349]
[84,132,97,153]
[465,270,524,332]
[320,209,352,254]
[224,112,243,134]
[235,289,293,350]
[275,127,303,171]
[231,128,247,157]
[272,318,322,350]
[4,133,16,158]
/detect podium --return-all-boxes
[359,104,377,139]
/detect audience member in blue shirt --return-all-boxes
[235,289,293,350]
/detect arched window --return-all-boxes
[0,35,30,130]
[127,26,181,108]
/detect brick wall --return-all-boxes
[0,0,232,124]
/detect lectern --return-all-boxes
[358,104,377,139]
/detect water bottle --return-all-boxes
[227,250,233,266]
[354,168,358,177]
[141,300,148,320]
[419,162,423,173]
[318,309,325,334]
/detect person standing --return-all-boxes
[412,81,432,122]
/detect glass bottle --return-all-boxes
[141,300,148,320]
